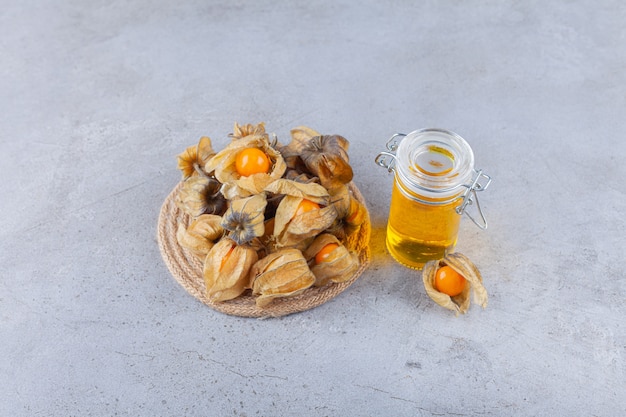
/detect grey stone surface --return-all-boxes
[1,1,625,416]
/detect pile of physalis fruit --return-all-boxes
[173,122,367,308]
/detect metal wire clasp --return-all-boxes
[455,169,492,230]
[375,133,405,172]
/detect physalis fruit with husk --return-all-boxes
[220,193,267,245]
[304,233,359,287]
[203,238,258,302]
[250,248,315,307]
[266,179,337,250]
[177,136,216,179]
[281,127,353,191]
[205,135,286,200]
[325,185,368,247]
[422,252,488,315]
[175,175,226,217]
[176,214,224,259]
[173,122,367,308]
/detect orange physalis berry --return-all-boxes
[294,199,320,218]
[434,265,467,297]
[220,244,236,271]
[346,209,359,223]
[315,243,339,264]
[235,148,271,176]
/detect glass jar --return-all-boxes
[375,128,491,269]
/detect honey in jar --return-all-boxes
[376,128,491,269]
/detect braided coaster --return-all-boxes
[157,181,371,318]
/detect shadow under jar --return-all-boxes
[376,128,491,269]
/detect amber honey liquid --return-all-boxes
[386,179,462,269]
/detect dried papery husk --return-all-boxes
[324,220,347,243]
[324,189,367,247]
[284,169,318,184]
[175,175,226,217]
[204,135,286,199]
[329,184,351,219]
[264,179,330,205]
[203,238,258,302]
[250,248,315,307]
[279,126,321,173]
[252,218,276,256]
[177,224,213,259]
[290,125,321,143]
[281,129,353,190]
[341,199,369,251]
[263,193,284,221]
[177,136,216,179]
[280,126,318,159]
[445,252,488,308]
[265,179,330,239]
[345,196,367,227]
[261,217,275,241]
[300,135,353,190]
[422,252,488,315]
[244,237,268,261]
[266,179,331,243]
[190,214,224,240]
[304,234,359,287]
[272,195,337,248]
[221,193,267,245]
[282,156,309,175]
[422,260,470,315]
[176,214,224,259]
[229,122,269,141]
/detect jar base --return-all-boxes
[385,233,454,270]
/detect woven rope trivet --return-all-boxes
[157,181,371,318]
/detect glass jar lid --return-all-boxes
[395,128,475,200]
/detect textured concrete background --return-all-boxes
[1,1,625,416]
